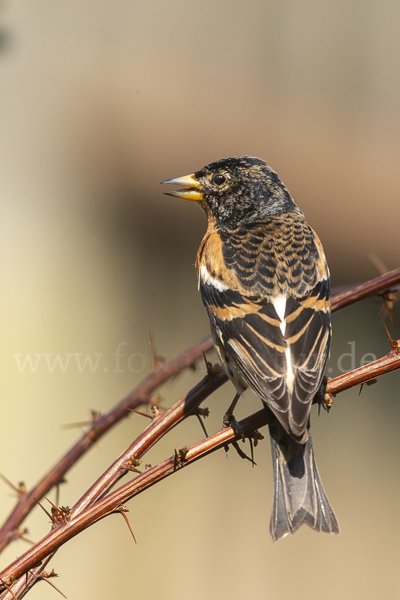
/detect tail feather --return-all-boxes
[269,429,339,542]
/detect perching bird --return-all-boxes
[162,156,339,541]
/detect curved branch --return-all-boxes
[70,369,227,517]
[331,267,400,312]
[0,267,399,567]
[0,336,213,553]
[326,344,400,396]
[1,340,399,589]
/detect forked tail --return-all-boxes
[269,428,340,541]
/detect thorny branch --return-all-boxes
[0,339,400,591]
[1,267,399,553]
[0,268,399,596]
[330,267,400,311]
[0,336,213,554]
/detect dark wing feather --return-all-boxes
[199,254,330,444]
[284,277,331,437]
[200,281,293,421]
[201,282,287,390]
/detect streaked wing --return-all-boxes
[199,258,330,444]
[200,279,285,384]
[283,276,331,438]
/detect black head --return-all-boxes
[162,155,299,228]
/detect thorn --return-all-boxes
[129,409,153,420]
[382,321,399,351]
[33,498,55,523]
[381,292,396,329]
[61,420,93,429]
[129,399,163,420]
[126,466,142,474]
[35,571,67,598]
[375,290,397,329]
[0,473,26,496]
[118,506,137,544]
[148,331,165,370]
[35,498,71,525]
[46,498,71,525]
[0,578,18,600]
[367,254,398,327]
[203,353,222,377]
[62,410,102,430]
[45,497,59,512]
[203,353,213,376]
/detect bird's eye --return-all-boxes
[212,173,226,186]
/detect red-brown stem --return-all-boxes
[331,267,400,311]
[71,369,227,517]
[0,267,399,585]
[0,336,213,553]
[1,341,400,588]
[326,345,400,395]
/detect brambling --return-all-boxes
[162,156,339,541]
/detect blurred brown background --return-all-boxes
[0,2,400,599]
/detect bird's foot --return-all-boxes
[223,412,245,440]
[315,376,332,414]
[225,440,256,465]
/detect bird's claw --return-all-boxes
[315,375,331,414]
[223,413,245,440]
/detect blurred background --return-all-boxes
[1,1,400,598]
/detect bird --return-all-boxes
[162,155,339,541]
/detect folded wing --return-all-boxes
[200,273,330,443]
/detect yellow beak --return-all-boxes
[161,173,204,202]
